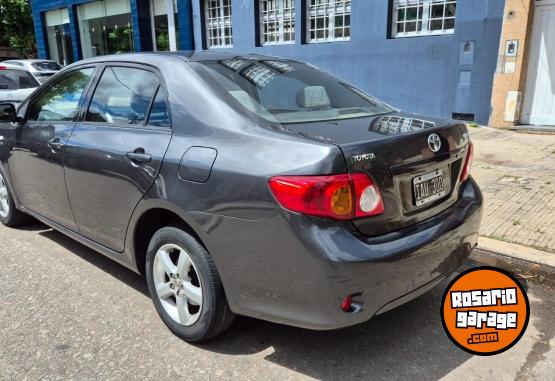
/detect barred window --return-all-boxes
[392,0,456,37]
[307,0,351,43]
[259,0,295,45]
[204,0,233,48]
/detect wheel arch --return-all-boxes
[127,200,208,275]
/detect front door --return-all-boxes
[64,65,172,252]
[521,1,555,126]
[8,67,95,230]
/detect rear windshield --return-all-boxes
[193,59,394,124]
[0,69,39,90]
[32,62,62,71]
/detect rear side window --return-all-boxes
[147,88,170,127]
[86,67,159,125]
[27,68,94,122]
[32,62,62,71]
[0,69,39,90]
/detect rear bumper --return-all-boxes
[208,177,483,330]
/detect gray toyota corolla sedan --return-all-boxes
[0,52,482,342]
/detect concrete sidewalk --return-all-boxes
[470,126,555,267]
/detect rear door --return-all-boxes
[64,64,172,252]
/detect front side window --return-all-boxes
[307,0,351,43]
[259,0,295,45]
[86,67,159,125]
[0,69,39,90]
[392,0,456,37]
[204,0,233,48]
[27,68,94,122]
[193,59,394,124]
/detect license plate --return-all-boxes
[413,170,446,206]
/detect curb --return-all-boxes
[470,238,555,285]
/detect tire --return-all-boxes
[0,169,31,227]
[145,224,235,342]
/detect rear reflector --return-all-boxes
[460,142,474,182]
[341,295,353,312]
[269,173,384,220]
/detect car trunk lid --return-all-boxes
[284,112,471,236]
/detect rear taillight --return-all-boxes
[268,173,384,220]
[460,141,474,182]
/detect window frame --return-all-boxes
[258,0,296,46]
[306,0,351,44]
[391,0,457,38]
[24,65,98,124]
[203,0,234,49]
[78,62,172,130]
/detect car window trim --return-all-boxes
[144,85,172,130]
[24,64,99,123]
[79,62,171,131]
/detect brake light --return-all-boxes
[268,173,384,220]
[460,141,474,182]
[0,66,6,70]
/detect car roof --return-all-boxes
[3,59,56,63]
[69,50,290,67]
[0,63,31,71]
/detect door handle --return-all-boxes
[48,138,65,151]
[126,149,152,164]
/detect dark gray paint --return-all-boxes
[0,52,482,330]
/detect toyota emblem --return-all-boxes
[428,133,441,153]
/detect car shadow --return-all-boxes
[36,224,149,297]
[34,221,473,380]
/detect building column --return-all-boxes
[68,5,82,62]
[489,0,535,127]
[31,5,47,59]
[177,0,194,50]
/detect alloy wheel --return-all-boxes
[153,243,203,326]
[0,173,9,219]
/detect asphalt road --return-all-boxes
[0,222,553,380]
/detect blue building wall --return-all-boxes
[191,0,505,124]
[30,0,504,124]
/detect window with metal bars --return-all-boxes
[204,0,233,48]
[259,0,296,45]
[392,0,456,37]
[306,0,351,43]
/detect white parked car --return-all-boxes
[2,59,62,84]
[0,64,40,106]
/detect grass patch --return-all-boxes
[467,122,480,128]
[512,220,521,226]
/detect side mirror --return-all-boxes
[0,103,17,123]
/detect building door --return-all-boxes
[76,0,134,58]
[45,8,74,66]
[521,1,555,126]
[150,0,179,51]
